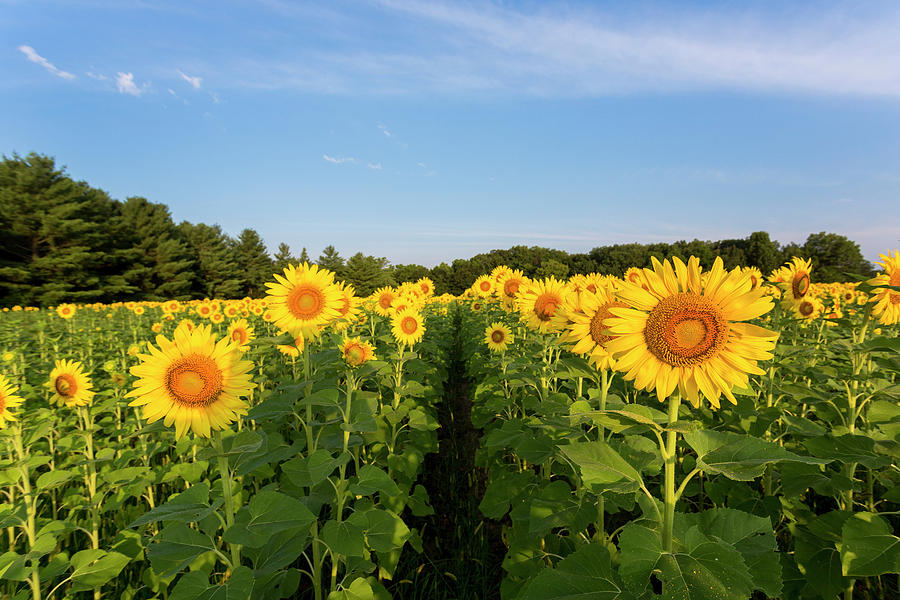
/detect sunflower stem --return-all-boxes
[212,430,241,569]
[12,425,41,600]
[661,393,681,553]
[596,369,609,542]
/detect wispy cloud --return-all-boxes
[115,72,143,96]
[368,162,382,170]
[18,45,76,80]
[178,69,202,89]
[323,154,356,164]
[86,71,108,81]
[377,123,391,137]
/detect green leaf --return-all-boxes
[148,523,216,578]
[282,450,350,488]
[558,440,642,493]
[321,519,367,558]
[0,551,29,581]
[794,526,845,599]
[356,509,409,553]
[518,543,633,599]
[0,502,27,528]
[619,523,754,600]
[253,528,310,576]
[102,466,152,486]
[327,576,374,600]
[171,565,256,600]
[680,508,782,597]
[841,512,900,576]
[350,465,402,497]
[129,482,218,528]
[36,469,76,491]
[69,549,131,591]
[684,429,828,481]
[246,490,316,538]
[803,434,892,469]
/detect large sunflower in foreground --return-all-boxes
[0,375,24,427]
[265,263,343,337]
[605,256,778,409]
[868,250,900,325]
[391,308,426,347]
[515,277,569,333]
[48,359,96,407]
[127,325,254,439]
[562,287,626,371]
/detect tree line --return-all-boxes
[0,153,874,306]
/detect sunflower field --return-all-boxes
[0,253,898,600]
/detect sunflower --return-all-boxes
[373,287,398,317]
[791,296,824,321]
[605,256,778,409]
[277,334,305,358]
[391,308,426,347]
[515,277,569,333]
[162,300,180,314]
[126,324,254,440]
[210,312,225,324]
[742,267,764,290]
[0,375,24,427]
[48,359,96,407]
[624,267,648,289]
[484,322,512,352]
[340,337,376,367]
[778,257,812,305]
[562,287,627,371]
[333,282,360,332]
[496,269,529,306]
[151,322,163,334]
[265,263,343,337]
[227,318,255,351]
[868,250,900,325]
[56,303,76,319]
[473,275,494,298]
[416,277,435,298]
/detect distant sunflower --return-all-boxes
[778,257,812,305]
[227,318,255,351]
[497,269,529,306]
[743,267,764,290]
[333,282,360,332]
[624,267,648,289]
[791,296,824,321]
[562,287,626,371]
[0,375,24,427]
[265,263,343,337]
[210,312,225,324]
[48,359,96,407]
[277,334,305,358]
[196,303,214,319]
[515,277,568,333]
[484,322,512,352]
[391,308,425,347]
[374,287,398,317]
[868,250,900,325]
[416,277,435,298]
[605,257,778,409]
[56,303,76,319]
[151,322,163,334]
[127,324,254,439]
[340,337,376,367]
[473,275,494,298]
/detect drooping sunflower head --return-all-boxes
[742,266,764,291]
[277,333,305,359]
[484,322,512,352]
[227,318,255,351]
[605,256,778,409]
[391,307,426,347]
[56,303,76,319]
[868,250,900,325]
[515,277,569,333]
[0,375,24,427]
[340,337,376,367]
[373,286,398,317]
[127,324,255,439]
[779,257,813,302]
[563,286,626,371]
[472,275,495,298]
[265,263,343,337]
[48,359,95,407]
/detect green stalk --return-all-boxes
[12,425,41,600]
[596,369,610,542]
[661,394,681,553]
[78,407,102,600]
[211,431,241,569]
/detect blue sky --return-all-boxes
[3,0,899,267]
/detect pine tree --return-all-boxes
[233,228,274,297]
[317,245,345,277]
[179,222,244,298]
[120,197,195,300]
[273,242,296,272]
[299,247,310,263]
[343,253,393,296]
[0,153,137,306]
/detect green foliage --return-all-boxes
[343,252,394,296]
[233,228,274,297]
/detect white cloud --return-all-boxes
[86,71,108,81]
[368,162,383,170]
[18,45,76,80]
[377,123,391,137]
[115,72,143,96]
[178,69,202,89]
[323,154,356,164]
[210,92,220,103]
